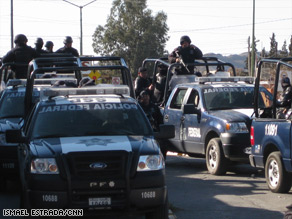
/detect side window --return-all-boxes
[187,89,200,107]
[169,88,187,109]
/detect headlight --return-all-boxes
[226,122,248,133]
[137,155,164,171]
[31,158,59,174]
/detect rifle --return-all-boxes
[175,51,191,74]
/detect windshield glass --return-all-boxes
[203,86,272,110]
[0,90,39,118]
[31,102,152,139]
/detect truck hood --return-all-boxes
[31,136,159,157]
[209,109,253,122]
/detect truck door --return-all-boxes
[252,118,292,167]
[163,88,188,153]
[182,89,204,154]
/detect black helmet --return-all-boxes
[45,41,54,48]
[35,37,44,45]
[180,35,191,45]
[14,34,28,44]
[63,36,73,44]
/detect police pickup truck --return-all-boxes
[6,85,174,218]
[159,76,273,175]
[250,58,292,193]
[0,78,78,188]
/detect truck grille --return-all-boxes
[64,151,131,209]
[65,151,129,179]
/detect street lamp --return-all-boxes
[63,0,97,55]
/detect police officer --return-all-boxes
[44,41,54,53]
[277,75,292,118]
[34,37,47,55]
[55,36,79,57]
[153,64,167,104]
[2,34,38,79]
[138,90,163,131]
[134,67,153,98]
[168,35,203,74]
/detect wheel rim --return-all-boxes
[208,144,217,169]
[267,158,279,188]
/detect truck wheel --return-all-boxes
[206,138,227,175]
[265,152,292,193]
[145,195,169,219]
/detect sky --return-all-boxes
[0,0,292,58]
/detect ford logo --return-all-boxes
[89,162,107,169]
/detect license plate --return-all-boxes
[2,162,15,169]
[89,197,111,206]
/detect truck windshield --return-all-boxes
[31,102,153,138]
[0,90,39,119]
[203,86,272,110]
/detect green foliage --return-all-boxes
[289,35,292,56]
[92,0,169,77]
[269,33,278,57]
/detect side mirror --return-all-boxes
[154,124,175,139]
[183,104,200,115]
[5,129,26,143]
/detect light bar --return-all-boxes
[34,78,77,85]
[195,76,254,84]
[6,78,77,87]
[7,79,26,87]
[36,73,76,79]
[41,84,130,98]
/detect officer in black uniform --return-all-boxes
[277,75,292,118]
[168,35,203,74]
[2,34,38,79]
[55,36,79,57]
[134,67,153,98]
[138,90,163,131]
[153,64,167,104]
[44,41,54,53]
[34,38,47,55]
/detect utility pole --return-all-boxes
[248,36,251,76]
[10,0,14,49]
[63,0,97,55]
[251,0,256,77]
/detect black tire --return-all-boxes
[145,194,169,219]
[265,152,292,193]
[206,138,227,175]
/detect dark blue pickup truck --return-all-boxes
[142,57,272,175]
[250,58,292,193]
[160,76,274,175]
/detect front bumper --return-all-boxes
[26,186,167,215]
[220,132,250,162]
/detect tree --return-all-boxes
[289,35,292,56]
[269,33,278,57]
[280,40,288,57]
[92,0,169,76]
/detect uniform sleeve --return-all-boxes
[134,77,145,97]
[2,50,15,63]
[168,47,180,63]
[192,46,203,59]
